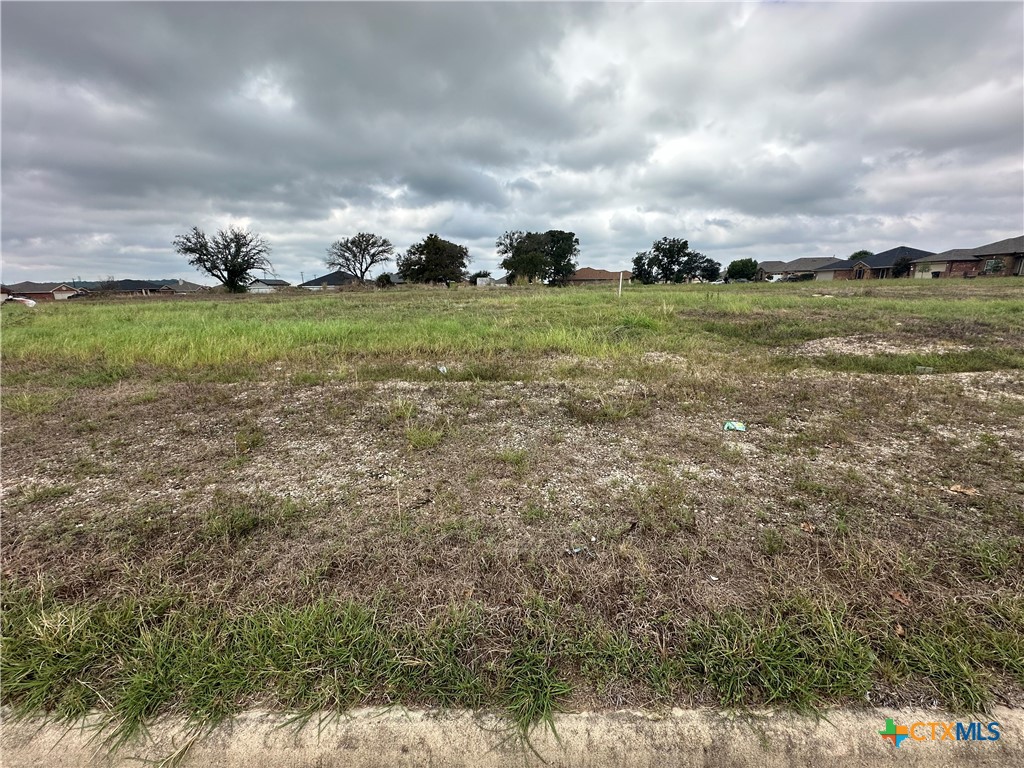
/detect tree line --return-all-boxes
[172,226,584,292]
[173,227,476,292]
[173,225,738,293]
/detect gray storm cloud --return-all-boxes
[2,1,1021,283]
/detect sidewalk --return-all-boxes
[2,706,1019,767]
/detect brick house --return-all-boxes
[760,258,837,281]
[813,246,934,280]
[971,236,1024,277]
[567,267,633,285]
[3,281,82,301]
[912,236,1024,278]
[811,259,855,281]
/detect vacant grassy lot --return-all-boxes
[2,279,1023,744]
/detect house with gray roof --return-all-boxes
[249,278,291,293]
[812,246,935,280]
[5,281,84,301]
[298,270,359,290]
[912,235,1024,278]
[758,258,837,281]
[755,261,789,281]
[810,259,855,281]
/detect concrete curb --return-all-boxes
[2,706,1020,767]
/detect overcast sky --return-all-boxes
[2,1,1022,285]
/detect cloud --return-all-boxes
[2,1,1021,283]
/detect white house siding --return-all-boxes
[53,290,77,300]
[815,271,835,281]
[914,264,939,278]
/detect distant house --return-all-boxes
[474,275,509,288]
[568,267,633,285]
[374,272,405,285]
[851,247,935,279]
[755,261,789,281]
[913,236,1024,279]
[4,281,83,301]
[759,258,837,281]
[93,279,172,296]
[298,270,359,290]
[151,279,208,293]
[248,278,291,293]
[781,258,839,278]
[810,259,854,281]
[812,246,935,280]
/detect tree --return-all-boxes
[542,230,580,286]
[632,237,718,283]
[631,252,657,284]
[893,255,914,278]
[849,249,874,262]
[397,234,470,283]
[497,229,580,285]
[697,256,721,283]
[499,231,547,283]
[326,233,394,282]
[173,226,273,293]
[469,270,492,283]
[496,230,525,262]
[726,258,758,281]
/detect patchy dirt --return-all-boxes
[3,365,1022,636]
[792,334,974,357]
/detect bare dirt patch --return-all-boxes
[792,334,973,357]
[4,368,1021,623]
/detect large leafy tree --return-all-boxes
[633,237,720,283]
[542,230,580,286]
[849,249,874,262]
[496,229,579,285]
[726,258,758,281]
[631,252,657,284]
[498,230,547,283]
[634,237,688,283]
[326,233,394,282]
[696,256,721,283]
[173,226,273,293]
[496,230,525,263]
[397,234,470,283]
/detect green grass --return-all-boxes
[3,586,1020,743]
[200,492,304,545]
[2,391,64,416]
[758,529,786,558]
[405,425,445,450]
[8,484,75,507]
[3,280,1021,385]
[563,392,649,423]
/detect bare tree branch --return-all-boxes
[173,227,273,292]
[325,233,395,282]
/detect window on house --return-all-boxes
[854,268,865,279]
[983,259,1004,274]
